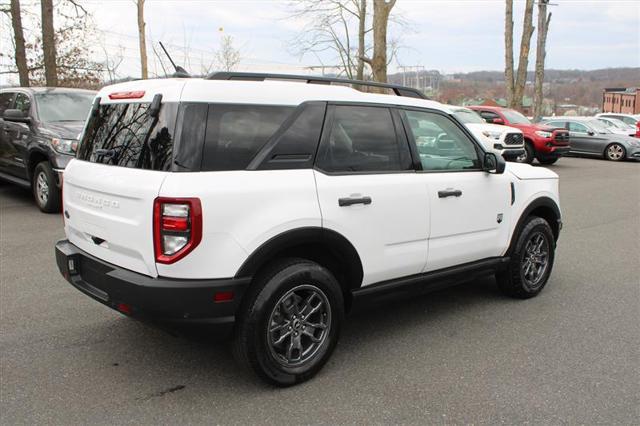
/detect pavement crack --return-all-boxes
[138,385,186,401]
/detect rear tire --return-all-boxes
[516,142,535,164]
[232,258,344,387]
[496,216,555,299]
[604,143,625,161]
[32,161,61,213]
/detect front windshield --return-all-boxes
[35,92,94,122]
[453,109,485,124]
[586,119,612,134]
[502,109,531,125]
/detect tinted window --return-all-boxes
[257,102,326,170]
[173,103,208,172]
[77,102,177,171]
[478,110,500,122]
[502,109,531,125]
[202,104,293,171]
[35,92,94,122]
[14,93,31,115]
[568,122,589,133]
[403,110,481,171]
[316,105,409,173]
[0,92,15,116]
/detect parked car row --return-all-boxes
[0,83,637,214]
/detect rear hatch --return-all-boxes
[63,80,185,277]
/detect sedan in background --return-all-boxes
[542,117,640,161]
[595,116,636,137]
[596,113,640,138]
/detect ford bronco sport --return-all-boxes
[55,73,562,386]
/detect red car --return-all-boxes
[469,106,570,165]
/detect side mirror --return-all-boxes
[492,118,505,125]
[483,152,506,174]
[587,131,595,136]
[3,109,31,123]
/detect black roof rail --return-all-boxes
[206,72,428,100]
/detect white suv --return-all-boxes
[447,106,525,160]
[55,73,562,386]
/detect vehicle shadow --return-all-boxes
[81,274,507,393]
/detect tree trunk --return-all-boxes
[504,0,514,108]
[356,0,366,81]
[370,0,395,85]
[10,0,29,87]
[137,0,148,79]
[41,0,57,86]
[533,1,552,121]
[513,0,535,110]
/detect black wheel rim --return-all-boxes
[521,231,550,290]
[267,284,331,367]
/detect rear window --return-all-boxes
[201,104,294,171]
[77,102,177,171]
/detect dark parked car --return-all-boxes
[542,117,640,161]
[0,87,96,212]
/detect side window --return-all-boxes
[568,122,588,133]
[316,105,410,173]
[14,93,31,115]
[479,110,500,123]
[403,110,481,171]
[0,92,16,116]
[202,104,293,171]
[545,121,566,129]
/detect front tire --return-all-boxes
[605,143,626,161]
[538,157,558,165]
[32,161,61,213]
[232,258,344,386]
[496,216,555,299]
[516,142,535,164]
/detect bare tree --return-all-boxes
[504,0,535,110]
[8,0,28,86]
[290,0,369,79]
[362,0,395,84]
[504,0,514,107]
[136,0,148,79]
[533,0,552,120]
[41,0,57,86]
[215,35,241,72]
[101,43,124,84]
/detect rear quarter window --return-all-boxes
[201,104,294,171]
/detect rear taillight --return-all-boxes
[153,197,202,264]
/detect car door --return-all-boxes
[399,108,512,272]
[0,92,17,174]
[567,121,604,154]
[313,104,429,286]
[4,92,33,178]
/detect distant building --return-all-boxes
[602,88,639,114]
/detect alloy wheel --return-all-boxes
[520,232,550,290]
[267,284,331,367]
[606,144,624,161]
[36,171,49,206]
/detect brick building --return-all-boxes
[602,88,639,114]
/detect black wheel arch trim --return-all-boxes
[234,227,364,290]
[507,196,561,255]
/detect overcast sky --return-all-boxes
[1,0,639,83]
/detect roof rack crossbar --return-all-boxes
[206,72,427,99]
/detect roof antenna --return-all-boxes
[158,41,190,78]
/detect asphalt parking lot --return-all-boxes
[0,157,638,424]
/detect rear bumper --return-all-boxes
[55,240,250,337]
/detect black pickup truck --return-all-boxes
[0,87,95,212]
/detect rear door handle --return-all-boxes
[438,189,462,198]
[339,196,372,207]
